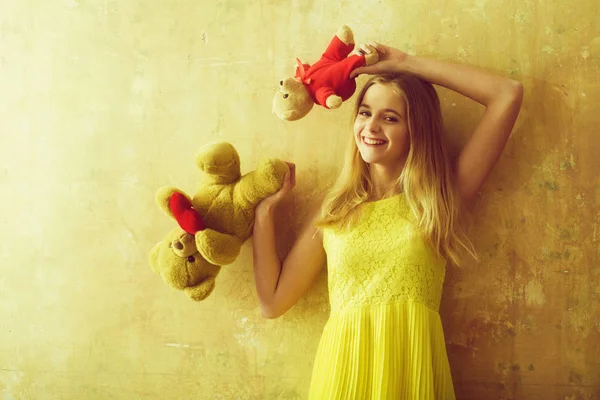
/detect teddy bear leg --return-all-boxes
[196,142,241,185]
[184,277,217,301]
[323,25,355,61]
[195,229,243,266]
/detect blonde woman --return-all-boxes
[253,42,523,399]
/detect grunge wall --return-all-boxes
[1,0,598,398]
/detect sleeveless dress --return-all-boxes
[308,194,456,399]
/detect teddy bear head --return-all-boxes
[272,77,314,121]
[149,227,221,301]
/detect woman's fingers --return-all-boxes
[358,43,374,55]
[350,65,375,79]
[350,43,385,78]
[281,162,296,191]
[287,163,296,187]
[367,41,381,50]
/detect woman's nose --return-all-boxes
[365,118,381,133]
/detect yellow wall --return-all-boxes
[1,0,598,398]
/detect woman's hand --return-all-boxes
[350,42,409,78]
[256,162,296,215]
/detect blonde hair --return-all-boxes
[315,74,476,265]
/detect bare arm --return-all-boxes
[252,164,326,319]
[351,43,524,204]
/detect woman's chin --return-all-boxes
[359,151,383,165]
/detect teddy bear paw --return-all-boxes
[336,25,354,46]
[326,95,343,109]
[364,46,380,66]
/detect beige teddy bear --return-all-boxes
[153,141,288,283]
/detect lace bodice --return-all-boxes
[322,194,447,312]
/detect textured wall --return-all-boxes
[1,0,598,399]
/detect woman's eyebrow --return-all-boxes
[383,108,402,117]
[359,104,403,117]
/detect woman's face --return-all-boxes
[353,83,410,166]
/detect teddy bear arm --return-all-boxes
[184,277,217,301]
[195,229,243,266]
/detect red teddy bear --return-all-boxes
[272,25,379,121]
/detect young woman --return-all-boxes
[252,42,523,399]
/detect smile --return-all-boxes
[362,136,387,146]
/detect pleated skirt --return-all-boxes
[308,301,456,400]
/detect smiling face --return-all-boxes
[353,83,410,167]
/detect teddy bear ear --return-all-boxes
[149,242,162,273]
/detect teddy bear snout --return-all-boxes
[170,232,197,258]
[281,77,295,91]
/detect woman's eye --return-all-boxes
[385,116,398,122]
[359,111,370,116]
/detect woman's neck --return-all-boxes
[368,163,404,200]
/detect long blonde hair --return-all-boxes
[315,74,476,265]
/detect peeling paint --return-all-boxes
[542,181,559,191]
[581,47,590,60]
[541,46,555,54]
[524,280,546,306]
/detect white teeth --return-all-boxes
[363,137,386,145]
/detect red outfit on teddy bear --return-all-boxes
[294,34,366,108]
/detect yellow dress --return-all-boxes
[308,194,456,400]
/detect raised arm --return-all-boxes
[351,43,524,204]
[252,164,326,319]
